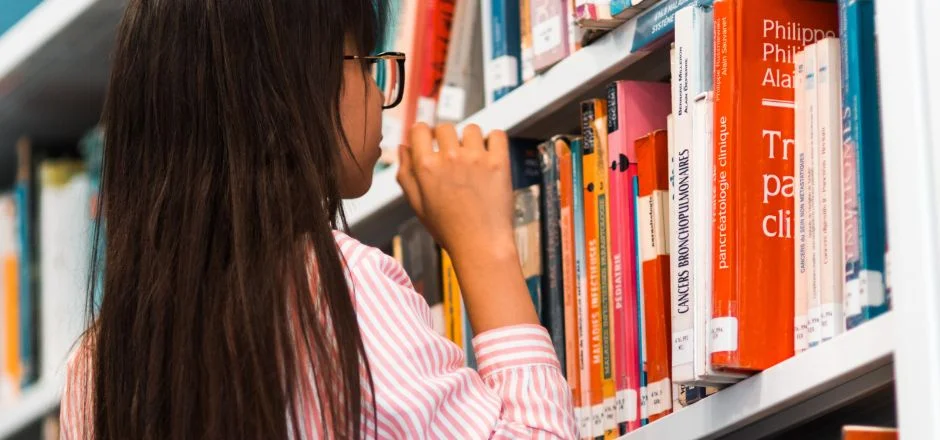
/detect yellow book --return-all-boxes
[441,250,463,349]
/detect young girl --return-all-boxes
[59,0,574,438]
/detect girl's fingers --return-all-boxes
[396,145,423,216]
[434,124,460,154]
[485,129,509,162]
[409,123,435,162]
[461,124,485,151]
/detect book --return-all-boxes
[710,0,838,371]
[531,0,571,73]
[414,0,458,125]
[673,2,744,386]
[636,130,672,421]
[520,0,536,82]
[441,249,464,351]
[14,137,36,387]
[381,0,421,150]
[570,136,594,436]
[574,0,624,30]
[839,0,888,330]
[481,0,523,104]
[610,0,658,20]
[804,42,821,348]
[538,139,567,374]
[581,99,609,438]
[510,139,545,195]
[437,0,486,124]
[514,185,543,317]
[39,160,91,381]
[842,426,899,440]
[556,136,585,434]
[814,37,844,343]
[0,194,19,402]
[396,218,445,336]
[793,50,810,354]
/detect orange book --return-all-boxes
[556,137,583,430]
[636,131,672,421]
[1,196,21,391]
[711,0,838,371]
[842,426,898,440]
[580,99,616,437]
[441,249,463,348]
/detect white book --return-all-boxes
[670,7,695,385]
[39,164,91,382]
[480,0,495,106]
[804,43,822,348]
[438,0,484,123]
[673,4,744,386]
[793,50,810,354]
[815,37,845,342]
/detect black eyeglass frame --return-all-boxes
[344,52,406,109]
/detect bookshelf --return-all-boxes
[0,0,936,438]
[622,313,895,439]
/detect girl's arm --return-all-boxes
[339,232,574,439]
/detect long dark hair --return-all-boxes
[83,1,387,438]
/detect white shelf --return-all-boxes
[0,375,65,439]
[621,312,895,440]
[342,163,403,228]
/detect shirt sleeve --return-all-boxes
[345,246,575,439]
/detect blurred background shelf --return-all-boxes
[0,0,124,186]
[0,375,64,440]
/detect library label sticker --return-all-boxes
[708,317,738,353]
[533,17,563,56]
[487,55,520,91]
[671,328,693,366]
[437,86,467,122]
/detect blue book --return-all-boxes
[480,0,522,104]
[14,139,35,387]
[632,173,647,425]
[839,0,888,329]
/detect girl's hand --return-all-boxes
[397,123,539,333]
[397,123,516,260]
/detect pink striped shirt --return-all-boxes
[60,231,575,439]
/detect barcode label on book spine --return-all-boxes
[639,386,649,420]
[591,404,604,437]
[487,55,520,91]
[647,378,671,416]
[672,329,693,366]
[625,389,638,422]
[437,86,467,122]
[860,270,885,308]
[708,317,738,353]
[819,302,843,341]
[845,278,862,316]
[533,17,563,56]
[415,97,437,126]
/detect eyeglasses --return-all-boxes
[344,52,406,109]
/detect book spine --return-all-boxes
[514,186,543,315]
[13,138,34,387]
[591,103,617,437]
[520,0,536,82]
[632,168,647,425]
[670,4,695,384]
[438,0,485,123]
[580,101,604,438]
[793,50,810,354]
[531,0,569,72]
[484,0,523,103]
[415,0,458,125]
[709,0,738,369]
[539,141,567,373]
[606,84,640,433]
[441,250,463,350]
[805,43,821,348]
[0,196,20,399]
[839,0,887,329]
[815,37,844,342]
[570,137,593,436]
[557,138,584,436]
[637,131,673,421]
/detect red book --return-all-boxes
[636,130,672,421]
[413,0,457,125]
[711,0,838,371]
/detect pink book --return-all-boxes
[605,80,671,432]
